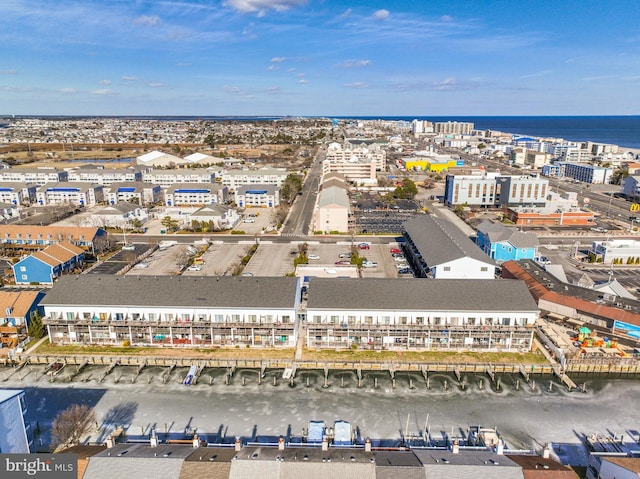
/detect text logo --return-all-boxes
[1,455,76,478]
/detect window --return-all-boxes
[249,314,257,323]
[313,315,321,323]
[502,318,511,326]
[66,312,74,320]
[148,313,156,321]
[416,317,424,325]
[232,314,241,322]
[443,266,451,271]
[21,274,27,280]
[20,266,26,272]
[480,267,488,272]
[214,314,224,323]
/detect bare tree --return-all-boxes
[51,404,97,450]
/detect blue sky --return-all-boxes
[1,0,639,116]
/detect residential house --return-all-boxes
[187,205,240,231]
[475,220,539,262]
[13,240,85,285]
[86,203,149,229]
[164,183,227,206]
[0,225,108,253]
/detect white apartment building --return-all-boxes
[36,182,104,207]
[525,150,550,169]
[322,156,377,184]
[0,389,32,453]
[558,162,613,184]
[433,121,474,135]
[235,185,280,208]
[510,147,526,166]
[325,142,386,171]
[0,183,36,205]
[314,185,350,234]
[143,169,216,187]
[553,145,593,162]
[106,182,162,206]
[165,183,227,207]
[67,167,142,185]
[622,175,640,198]
[221,168,288,192]
[0,168,68,185]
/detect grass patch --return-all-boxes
[301,348,548,364]
[33,340,548,365]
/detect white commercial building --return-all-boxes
[444,174,548,207]
[590,239,640,265]
[136,150,189,168]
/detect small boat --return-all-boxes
[184,365,198,385]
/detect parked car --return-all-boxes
[389,248,402,254]
[242,272,254,277]
[308,254,320,260]
[395,263,409,269]
[357,243,370,250]
[362,261,378,268]
[398,268,412,275]
[243,218,255,223]
[335,260,351,265]
[338,252,352,258]
[394,256,406,262]
[187,265,202,271]
[536,256,551,265]
[122,244,135,251]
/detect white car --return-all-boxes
[122,244,135,251]
[308,254,320,260]
[362,261,378,268]
[187,265,202,271]
[395,263,409,269]
[394,256,406,262]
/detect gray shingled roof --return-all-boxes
[413,450,523,479]
[41,275,298,309]
[318,185,350,208]
[404,216,496,267]
[477,220,539,249]
[306,278,538,312]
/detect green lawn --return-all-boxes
[32,340,548,364]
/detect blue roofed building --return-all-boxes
[475,219,539,262]
[164,183,227,206]
[235,184,280,208]
[13,240,85,285]
[105,181,162,206]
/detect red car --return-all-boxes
[357,243,370,250]
[335,260,351,265]
[389,248,402,254]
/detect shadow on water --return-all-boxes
[18,387,108,452]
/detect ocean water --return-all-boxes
[345,115,640,150]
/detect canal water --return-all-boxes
[2,364,638,464]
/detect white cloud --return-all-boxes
[298,78,309,84]
[373,9,389,20]
[121,76,140,82]
[148,82,165,88]
[91,89,113,95]
[344,82,368,88]
[222,84,243,94]
[98,79,112,85]
[224,0,307,14]
[287,67,296,72]
[271,57,286,63]
[336,59,370,68]
[267,65,279,71]
[440,14,452,22]
[134,15,161,26]
[340,8,352,18]
[431,78,458,90]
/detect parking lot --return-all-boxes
[183,242,253,276]
[124,244,191,276]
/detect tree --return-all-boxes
[281,173,303,202]
[27,310,45,339]
[51,404,96,450]
[161,216,179,233]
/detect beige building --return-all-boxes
[314,184,350,234]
